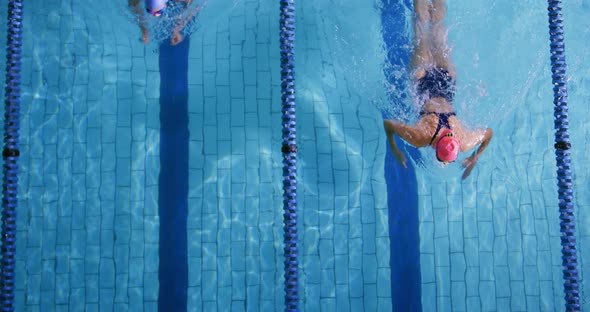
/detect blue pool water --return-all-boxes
[0,0,588,311]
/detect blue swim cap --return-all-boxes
[145,0,168,11]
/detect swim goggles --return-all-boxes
[146,6,166,17]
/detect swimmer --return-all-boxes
[128,0,203,45]
[384,0,493,180]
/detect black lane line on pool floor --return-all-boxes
[158,37,190,312]
[381,0,423,310]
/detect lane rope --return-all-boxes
[546,1,580,311]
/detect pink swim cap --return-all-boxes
[435,130,460,162]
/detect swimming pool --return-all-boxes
[1,0,588,310]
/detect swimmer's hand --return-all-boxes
[384,120,408,168]
[171,31,184,45]
[461,154,478,180]
[392,148,407,168]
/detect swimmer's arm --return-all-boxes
[128,0,148,35]
[128,0,142,15]
[460,128,493,157]
[460,127,493,179]
[384,120,429,168]
[384,119,431,148]
[173,0,205,33]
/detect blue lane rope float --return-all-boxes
[2,0,23,310]
[546,1,580,311]
[279,0,298,310]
